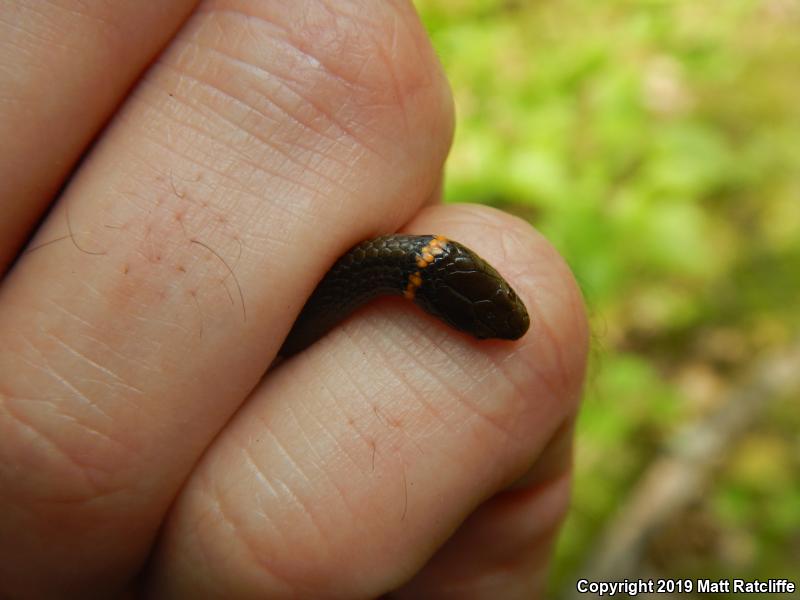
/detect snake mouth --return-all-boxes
[505,305,530,340]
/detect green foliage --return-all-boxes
[415,0,800,594]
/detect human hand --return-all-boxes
[0,1,588,598]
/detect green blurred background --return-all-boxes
[414,0,800,596]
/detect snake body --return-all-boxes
[279,235,529,357]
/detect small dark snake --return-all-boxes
[279,234,530,357]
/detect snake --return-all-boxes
[279,234,530,357]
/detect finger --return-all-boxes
[423,171,446,206]
[391,421,576,599]
[0,1,199,273]
[0,0,452,596]
[147,205,588,598]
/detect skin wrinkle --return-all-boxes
[128,131,297,229]
[59,320,160,376]
[164,40,334,158]
[131,106,250,187]
[0,396,118,500]
[233,476,334,594]
[45,332,144,396]
[227,434,296,564]
[313,353,383,478]
[16,336,110,421]
[520,345,564,411]
[44,298,96,331]
[532,276,574,392]
[10,391,119,452]
[371,12,412,138]
[187,32,388,165]
[406,327,513,413]
[152,87,296,190]
[205,3,441,156]
[41,312,166,386]
[257,423,330,545]
[277,391,335,492]
[204,475,285,590]
[182,56,360,180]
[527,293,573,402]
[389,318,521,445]
[168,49,358,195]
[336,328,422,450]
[321,333,415,456]
[292,395,343,476]
[290,393,370,528]
[298,441,370,550]
[38,0,114,31]
[242,444,280,512]
[125,310,192,344]
[4,373,143,475]
[245,48,392,164]
[136,72,263,173]
[312,0,435,107]
[365,355,453,468]
[300,347,434,544]
[497,225,529,278]
[388,332,471,436]
[361,324,449,437]
[191,473,234,540]
[448,368,522,445]
[140,69,349,212]
[0,393,74,467]
[2,9,73,54]
[191,9,394,161]
[298,0,372,36]
[209,3,374,91]
[256,384,406,593]
[240,442,280,504]
[54,3,122,35]
[493,358,550,448]
[237,445,286,542]
[356,317,441,404]
[0,390,61,414]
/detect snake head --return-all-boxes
[414,241,530,341]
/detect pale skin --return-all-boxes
[0,1,588,598]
